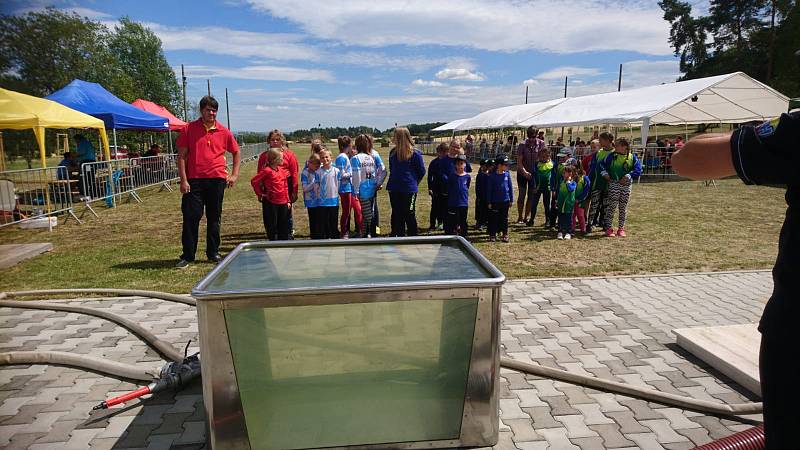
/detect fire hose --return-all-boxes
[0,289,765,448]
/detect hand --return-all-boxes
[428,190,433,196]
[290,193,298,203]
[524,171,532,180]
[257,196,263,203]
[603,175,611,182]
[226,174,238,188]
[620,176,630,185]
[180,180,190,194]
[377,185,383,191]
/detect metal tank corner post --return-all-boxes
[192,236,505,450]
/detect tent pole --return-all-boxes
[0,132,5,172]
[168,130,173,153]
[35,126,47,168]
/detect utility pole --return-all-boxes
[181,64,187,121]
[618,64,623,91]
[225,88,231,130]
[561,76,568,141]
[207,80,211,97]
[525,85,529,104]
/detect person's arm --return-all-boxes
[671,133,736,180]
[227,132,241,188]
[350,157,362,198]
[289,152,299,202]
[507,173,514,204]
[599,154,611,181]
[414,151,426,183]
[626,153,642,182]
[427,160,436,194]
[375,155,387,188]
[177,146,190,194]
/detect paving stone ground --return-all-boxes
[0,271,770,449]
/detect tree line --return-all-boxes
[284,123,446,142]
[659,0,799,97]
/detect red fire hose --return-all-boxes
[691,425,765,450]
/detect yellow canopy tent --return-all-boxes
[0,87,111,168]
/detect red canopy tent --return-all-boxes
[130,99,186,130]
[131,99,187,153]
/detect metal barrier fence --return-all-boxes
[1,143,272,230]
[0,166,81,229]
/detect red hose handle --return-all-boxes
[99,385,152,409]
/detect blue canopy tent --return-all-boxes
[46,79,169,153]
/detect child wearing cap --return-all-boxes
[556,165,578,239]
[427,143,449,231]
[486,154,514,242]
[474,158,491,230]
[599,138,642,237]
[446,154,471,237]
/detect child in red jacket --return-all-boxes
[251,148,290,240]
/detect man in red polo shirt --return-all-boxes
[175,96,241,268]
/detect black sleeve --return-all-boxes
[731,112,799,185]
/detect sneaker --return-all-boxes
[501,235,510,243]
[617,228,626,237]
[516,219,525,224]
[565,233,572,240]
[526,220,534,226]
[585,225,593,234]
[437,224,444,231]
[557,232,564,240]
[605,228,616,237]
[489,235,497,242]
[175,259,190,269]
[544,221,551,228]
[208,254,224,263]
[341,233,350,240]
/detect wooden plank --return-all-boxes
[0,243,53,269]
[675,323,761,396]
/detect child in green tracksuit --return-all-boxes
[556,165,577,240]
[530,149,553,227]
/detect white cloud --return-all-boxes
[619,60,681,89]
[435,68,485,81]
[146,23,319,61]
[244,0,672,55]
[179,65,334,82]
[412,79,445,87]
[523,79,539,86]
[534,66,602,80]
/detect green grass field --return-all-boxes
[0,144,785,293]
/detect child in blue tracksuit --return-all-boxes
[427,143,449,231]
[599,138,642,237]
[486,154,514,242]
[572,164,592,235]
[556,165,577,240]
[446,154,471,237]
[301,153,322,239]
[474,158,491,230]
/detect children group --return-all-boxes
[250,126,642,242]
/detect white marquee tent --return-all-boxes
[454,98,567,131]
[431,118,470,132]
[447,72,788,144]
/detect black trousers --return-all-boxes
[389,191,418,237]
[430,193,448,228]
[531,189,551,226]
[446,206,468,237]
[262,200,289,241]
[475,198,488,227]
[319,206,339,239]
[488,201,509,236]
[760,321,799,449]
[307,207,324,239]
[181,178,226,261]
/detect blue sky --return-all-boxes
[5,0,712,132]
